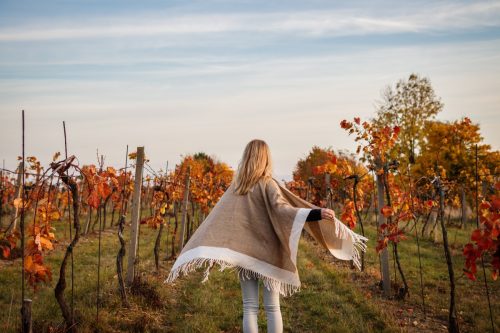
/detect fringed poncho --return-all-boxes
[165,176,368,297]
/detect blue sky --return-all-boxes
[1,0,499,180]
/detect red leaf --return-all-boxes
[1,246,10,258]
[463,268,477,281]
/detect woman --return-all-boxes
[233,139,335,333]
[165,139,368,333]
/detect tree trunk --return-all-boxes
[116,215,129,307]
[51,158,80,333]
[436,179,460,333]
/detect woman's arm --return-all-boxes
[306,208,335,222]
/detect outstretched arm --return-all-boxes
[305,208,336,222]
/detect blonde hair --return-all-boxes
[233,139,273,195]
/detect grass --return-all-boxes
[0,210,498,332]
[353,216,499,332]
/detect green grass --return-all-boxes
[0,211,498,332]
[356,216,499,332]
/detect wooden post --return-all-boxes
[21,299,32,333]
[306,177,313,202]
[324,173,332,209]
[460,186,467,228]
[178,165,191,251]
[126,146,145,285]
[376,170,392,298]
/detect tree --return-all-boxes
[373,73,444,166]
[413,117,499,226]
[291,146,368,208]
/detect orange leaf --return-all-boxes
[88,191,100,209]
[40,237,54,251]
[381,206,393,217]
[13,198,27,209]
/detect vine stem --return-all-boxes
[475,144,495,333]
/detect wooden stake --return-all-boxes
[126,146,145,285]
[178,165,191,251]
[22,299,32,333]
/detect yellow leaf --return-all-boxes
[24,255,33,270]
[40,237,53,251]
[50,210,61,220]
[13,198,27,209]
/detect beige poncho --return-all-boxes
[165,176,368,297]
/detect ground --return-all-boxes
[0,210,498,332]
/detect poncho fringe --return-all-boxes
[165,257,303,297]
[165,215,369,297]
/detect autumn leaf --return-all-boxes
[381,206,393,217]
[87,191,100,209]
[13,198,28,209]
[1,246,10,258]
[39,237,54,251]
[160,203,167,215]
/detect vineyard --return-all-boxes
[0,74,499,333]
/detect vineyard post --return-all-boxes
[126,146,145,285]
[20,111,30,333]
[22,299,32,333]
[306,177,313,202]
[376,168,391,297]
[178,165,191,251]
[325,173,331,208]
[168,202,179,259]
[460,186,467,228]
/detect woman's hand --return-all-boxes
[321,208,336,220]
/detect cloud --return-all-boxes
[0,1,499,41]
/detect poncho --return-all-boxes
[164,176,369,297]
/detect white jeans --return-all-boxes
[239,274,283,333]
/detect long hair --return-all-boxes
[233,139,273,195]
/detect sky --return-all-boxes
[0,0,499,181]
